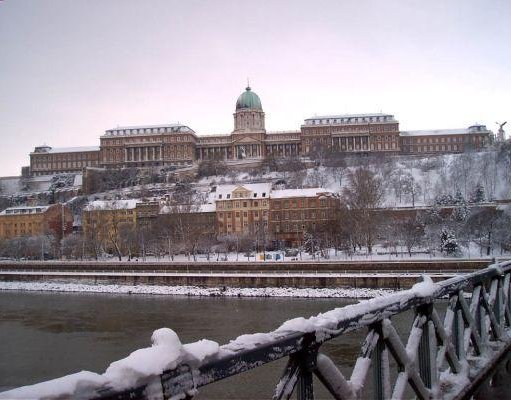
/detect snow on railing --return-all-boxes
[2,261,511,400]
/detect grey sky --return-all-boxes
[1,0,510,176]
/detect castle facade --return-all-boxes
[29,86,492,176]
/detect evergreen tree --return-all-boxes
[454,190,465,205]
[441,228,460,256]
[450,191,469,222]
[469,183,486,203]
[435,194,455,206]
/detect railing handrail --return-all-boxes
[117,261,510,399]
[3,260,511,400]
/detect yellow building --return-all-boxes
[0,204,73,240]
[82,200,139,244]
[212,183,271,235]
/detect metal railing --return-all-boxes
[5,261,511,400]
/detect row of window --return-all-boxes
[33,153,98,161]
[1,221,42,228]
[272,210,330,220]
[106,126,192,136]
[273,198,331,209]
[412,145,460,152]
[306,116,393,125]
[102,135,194,146]
[274,222,317,233]
[219,220,269,232]
[217,200,269,209]
[32,160,97,169]
[218,210,269,219]
[402,135,484,145]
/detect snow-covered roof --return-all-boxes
[49,146,100,153]
[0,206,50,216]
[103,124,195,137]
[160,203,216,214]
[84,200,139,211]
[31,146,100,154]
[306,113,393,120]
[304,113,396,125]
[270,188,334,199]
[400,128,481,137]
[211,183,272,201]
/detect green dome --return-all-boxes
[236,86,262,110]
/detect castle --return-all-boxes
[29,86,492,176]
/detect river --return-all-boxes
[0,290,501,399]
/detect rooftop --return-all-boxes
[305,113,394,120]
[270,188,334,199]
[304,113,396,125]
[84,199,139,211]
[211,183,272,201]
[32,146,100,154]
[0,206,50,216]
[103,124,195,137]
[160,203,216,214]
[400,125,490,137]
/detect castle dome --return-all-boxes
[235,86,262,111]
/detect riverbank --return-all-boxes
[0,281,395,299]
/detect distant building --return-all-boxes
[301,113,400,154]
[400,125,491,154]
[212,183,271,236]
[29,145,100,176]
[99,124,197,169]
[0,204,73,240]
[159,203,217,241]
[269,188,340,247]
[28,85,494,175]
[82,199,139,246]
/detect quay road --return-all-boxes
[0,258,498,273]
[0,258,505,289]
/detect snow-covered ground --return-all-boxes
[63,245,507,263]
[0,281,395,299]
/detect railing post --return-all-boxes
[297,333,318,400]
[417,304,437,391]
[372,322,389,400]
[297,367,314,400]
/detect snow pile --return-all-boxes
[0,328,219,399]
[0,281,395,299]
[275,280,439,339]
[410,275,439,298]
[103,328,184,390]
[0,371,107,400]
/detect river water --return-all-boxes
[0,290,469,399]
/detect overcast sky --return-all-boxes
[1,0,510,176]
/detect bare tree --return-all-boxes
[61,234,86,260]
[402,174,422,207]
[342,168,385,253]
[393,216,425,257]
[463,207,502,256]
[197,158,228,177]
[118,223,138,260]
[306,167,331,188]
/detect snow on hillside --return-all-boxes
[195,150,510,208]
